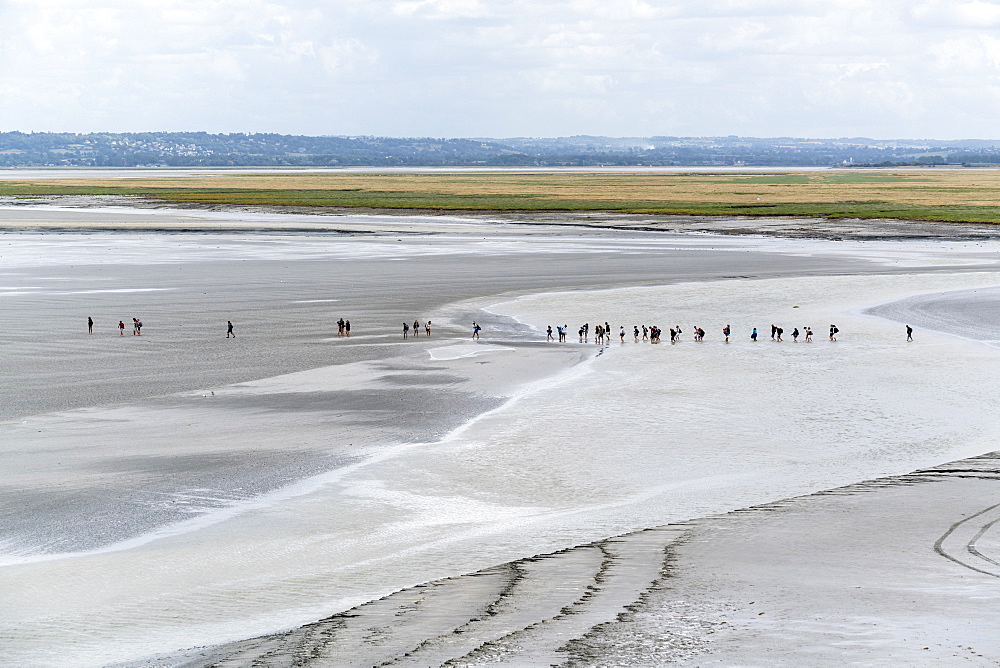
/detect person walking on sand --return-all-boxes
[805,327,813,343]
[119,320,125,336]
[136,319,142,335]
[472,321,481,340]
[547,325,554,341]
[722,324,731,343]
[88,316,93,334]
[424,320,430,337]
[642,325,648,341]
[345,320,351,337]
[620,325,626,342]
[751,327,758,342]
[403,322,409,339]
[132,318,139,336]
[775,326,783,342]
[413,319,420,337]
[770,324,777,341]
[792,327,799,342]
[634,325,639,342]
[337,318,345,337]
[830,324,838,341]
[227,320,234,338]
[906,325,913,341]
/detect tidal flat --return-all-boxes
[2,201,1000,666]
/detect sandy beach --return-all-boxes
[2,200,1000,667]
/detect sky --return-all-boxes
[2,0,1000,139]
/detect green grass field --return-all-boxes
[4,169,1000,223]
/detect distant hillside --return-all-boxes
[1,132,998,167]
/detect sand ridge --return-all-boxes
[121,454,1000,667]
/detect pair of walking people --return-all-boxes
[109,318,141,335]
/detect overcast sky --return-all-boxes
[2,0,1000,138]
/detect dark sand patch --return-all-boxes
[7,194,1000,240]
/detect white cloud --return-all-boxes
[391,0,490,19]
[0,0,999,137]
[836,62,890,81]
[912,0,1000,28]
[929,34,1000,72]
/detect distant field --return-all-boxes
[5,169,1000,223]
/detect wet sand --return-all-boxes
[2,224,884,423]
[115,272,1000,667]
[134,453,1000,667]
[4,203,1000,666]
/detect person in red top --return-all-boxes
[118,321,125,336]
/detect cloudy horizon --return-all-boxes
[3,1,1000,140]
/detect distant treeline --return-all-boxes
[1,131,999,168]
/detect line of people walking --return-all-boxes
[84,314,914,345]
[544,321,873,345]
[547,322,914,344]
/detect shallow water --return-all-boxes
[869,284,1000,344]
